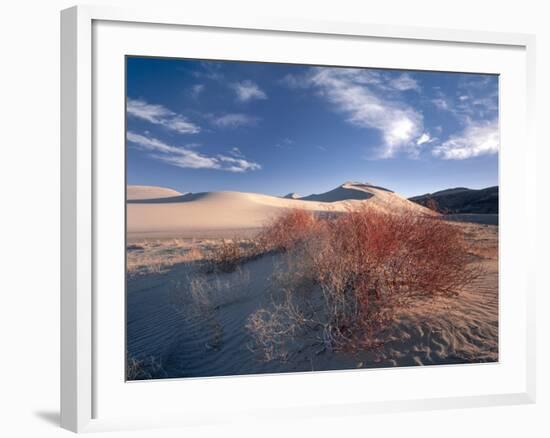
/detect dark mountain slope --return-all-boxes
[409,186,498,214]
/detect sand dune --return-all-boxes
[127,182,434,238]
[301,181,393,201]
[127,185,183,200]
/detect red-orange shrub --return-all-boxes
[247,207,482,358]
[258,209,322,252]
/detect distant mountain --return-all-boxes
[283,192,301,199]
[409,186,498,214]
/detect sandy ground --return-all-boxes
[126,220,498,378]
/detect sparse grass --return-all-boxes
[127,239,206,276]
[247,206,483,359]
[127,237,263,276]
[126,354,167,380]
[170,268,252,351]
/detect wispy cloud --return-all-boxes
[303,67,424,158]
[389,73,421,92]
[232,80,267,102]
[432,119,499,159]
[282,68,498,160]
[192,62,225,81]
[127,98,200,134]
[228,147,245,157]
[190,84,205,99]
[428,75,499,159]
[431,98,451,111]
[280,73,309,89]
[416,132,434,146]
[430,76,498,121]
[127,131,261,172]
[211,113,258,128]
[217,155,262,173]
[275,138,294,149]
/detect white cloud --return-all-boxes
[390,73,421,92]
[416,132,433,146]
[127,99,172,123]
[164,116,201,134]
[431,76,498,122]
[280,73,309,89]
[431,98,451,111]
[428,76,499,160]
[432,119,499,159]
[217,155,262,173]
[275,138,294,149]
[127,98,200,134]
[306,67,424,158]
[190,84,205,98]
[212,113,258,128]
[232,80,267,102]
[127,131,261,172]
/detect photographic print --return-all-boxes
[125,57,498,380]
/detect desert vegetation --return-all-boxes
[126,354,167,380]
[126,201,497,378]
[245,207,482,360]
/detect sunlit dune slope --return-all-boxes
[127,182,435,237]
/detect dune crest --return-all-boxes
[127,182,434,237]
[127,185,183,201]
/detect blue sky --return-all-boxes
[126,57,498,198]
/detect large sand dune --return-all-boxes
[127,185,184,201]
[127,182,434,238]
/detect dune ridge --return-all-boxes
[127,185,183,201]
[127,182,435,237]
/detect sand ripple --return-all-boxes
[127,224,498,378]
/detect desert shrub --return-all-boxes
[257,209,322,252]
[203,211,322,273]
[247,207,482,358]
[208,239,243,272]
[203,238,272,273]
[126,354,166,380]
[318,206,480,297]
[246,292,304,362]
[206,239,262,273]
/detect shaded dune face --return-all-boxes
[300,182,393,202]
[126,183,435,237]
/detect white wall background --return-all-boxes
[0,1,547,436]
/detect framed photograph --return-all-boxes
[61,5,536,433]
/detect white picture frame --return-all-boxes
[60,4,536,433]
